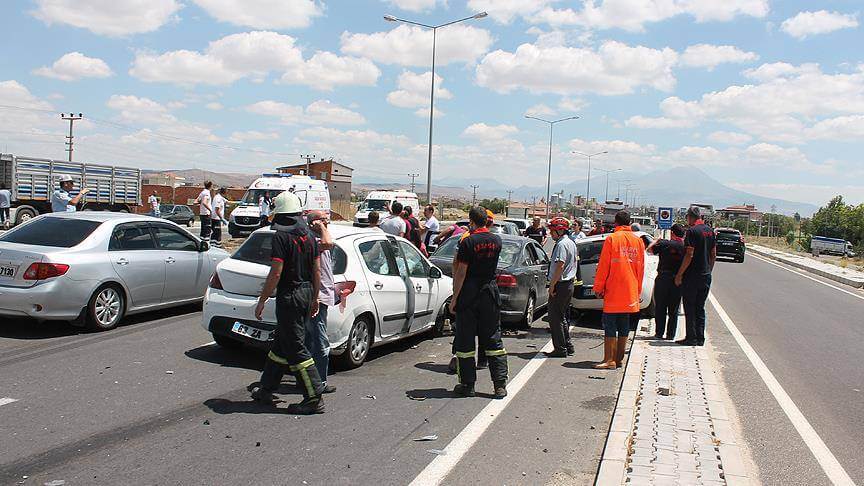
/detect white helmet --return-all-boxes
[58,175,74,183]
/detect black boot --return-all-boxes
[286,396,325,415]
[493,381,508,399]
[288,360,325,413]
[476,357,488,369]
[454,383,476,397]
[448,356,457,374]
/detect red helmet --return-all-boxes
[548,217,570,232]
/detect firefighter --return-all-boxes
[449,207,508,398]
[249,191,325,414]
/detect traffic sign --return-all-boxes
[657,207,674,229]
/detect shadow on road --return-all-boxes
[405,388,496,400]
[185,344,265,371]
[563,361,607,370]
[414,361,452,375]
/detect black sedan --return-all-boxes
[430,233,550,327]
[159,204,195,227]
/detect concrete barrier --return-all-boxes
[748,244,864,289]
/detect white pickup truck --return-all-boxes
[811,236,856,257]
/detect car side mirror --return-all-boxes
[429,266,442,279]
[199,240,210,252]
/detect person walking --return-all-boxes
[148,191,160,217]
[51,175,89,212]
[421,204,440,248]
[593,211,645,369]
[380,201,406,237]
[525,217,547,245]
[367,211,381,230]
[545,217,579,358]
[250,191,325,414]
[211,187,227,246]
[306,210,337,394]
[675,207,717,346]
[258,191,272,228]
[645,224,685,340]
[194,181,213,241]
[0,183,11,229]
[449,207,508,399]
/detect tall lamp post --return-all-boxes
[384,11,488,205]
[525,115,580,219]
[592,167,621,203]
[572,150,607,210]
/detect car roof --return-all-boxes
[715,227,739,232]
[250,222,383,240]
[40,212,162,224]
[574,231,653,244]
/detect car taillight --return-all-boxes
[335,280,356,296]
[496,273,518,288]
[209,271,223,290]
[23,263,70,280]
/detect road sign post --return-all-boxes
[657,207,674,236]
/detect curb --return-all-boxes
[748,245,864,289]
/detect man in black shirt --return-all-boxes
[675,207,717,346]
[525,217,547,245]
[450,207,508,399]
[250,191,325,414]
[646,224,686,340]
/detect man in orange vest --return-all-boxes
[592,211,645,369]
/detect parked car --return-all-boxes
[159,204,195,227]
[429,234,549,327]
[202,225,453,368]
[715,227,746,262]
[0,212,228,330]
[570,232,658,317]
[455,219,521,237]
[505,218,531,235]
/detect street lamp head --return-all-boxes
[473,11,488,19]
[601,151,609,154]
[384,14,398,21]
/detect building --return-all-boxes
[716,204,762,222]
[505,202,531,219]
[142,172,186,188]
[277,158,353,203]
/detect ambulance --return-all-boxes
[353,190,419,226]
[228,173,330,238]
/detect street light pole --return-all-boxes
[385,12,488,206]
[593,167,621,203]
[525,115,580,219]
[572,150,608,210]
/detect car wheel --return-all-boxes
[86,284,126,331]
[14,207,37,225]
[432,300,450,337]
[520,294,536,329]
[187,219,194,227]
[738,255,745,263]
[339,315,373,369]
[213,333,243,349]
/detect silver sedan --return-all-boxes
[0,212,228,330]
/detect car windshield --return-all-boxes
[360,199,391,211]
[0,218,102,248]
[431,237,520,266]
[159,205,173,212]
[232,232,347,274]
[240,189,284,205]
[577,240,605,265]
[717,231,740,241]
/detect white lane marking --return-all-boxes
[748,253,864,301]
[408,339,555,486]
[709,293,855,486]
[0,397,19,407]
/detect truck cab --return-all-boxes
[228,173,331,238]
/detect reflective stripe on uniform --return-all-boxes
[484,348,507,357]
[455,351,476,358]
[267,351,288,365]
[297,367,315,396]
[289,358,315,372]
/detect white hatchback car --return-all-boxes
[202,225,453,368]
[570,232,659,317]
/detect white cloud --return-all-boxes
[245,100,366,126]
[130,31,379,89]
[33,52,113,81]
[625,115,695,129]
[106,94,219,142]
[559,97,587,113]
[476,41,678,96]
[462,123,519,140]
[781,10,859,39]
[742,62,819,82]
[205,102,224,110]
[680,44,759,70]
[340,24,493,67]
[31,0,181,36]
[467,0,551,24]
[191,0,323,29]
[525,103,556,117]
[384,0,445,12]
[728,182,864,206]
[228,130,280,143]
[386,71,452,109]
[707,131,753,145]
[807,115,864,141]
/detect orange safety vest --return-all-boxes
[593,226,645,313]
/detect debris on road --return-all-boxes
[362,395,376,400]
[165,370,174,374]
[203,419,210,425]
[525,344,538,349]
[588,376,606,380]
[44,481,65,486]
[426,449,446,455]
[256,442,261,447]
[411,345,419,349]
[658,386,671,396]
[413,435,439,442]
[408,395,427,401]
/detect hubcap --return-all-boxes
[351,320,369,361]
[94,288,122,327]
[526,297,535,322]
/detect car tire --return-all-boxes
[14,207,37,226]
[213,333,243,349]
[520,294,536,329]
[86,284,126,331]
[432,300,450,337]
[338,315,373,369]
[738,255,745,263]
[187,219,194,227]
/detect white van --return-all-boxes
[228,173,331,238]
[354,190,419,226]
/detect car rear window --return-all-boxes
[232,232,347,274]
[0,218,102,248]
[717,231,740,241]
[577,240,605,265]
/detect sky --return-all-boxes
[1,0,863,206]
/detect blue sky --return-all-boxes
[1,0,863,206]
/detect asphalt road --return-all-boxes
[0,306,623,485]
[709,254,864,485]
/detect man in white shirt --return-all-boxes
[422,205,440,248]
[211,187,227,246]
[0,183,11,229]
[148,191,160,217]
[195,181,213,241]
[379,201,407,237]
[259,191,272,227]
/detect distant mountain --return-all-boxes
[142,168,257,188]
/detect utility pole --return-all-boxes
[61,113,83,162]
[301,154,315,176]
[531,195,537,218]
[506,190,513,215]
[408,173,420,193]
[470,184,479,206]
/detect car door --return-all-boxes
[109,223,165,307]
[151,223,207,301]
[395,240,436,332]
[527,242,550,308]
[356,236,409,339]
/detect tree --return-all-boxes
[477,198,508,214]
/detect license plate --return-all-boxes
[584,288,595,297]
[0,265,15,278]
[231,322,273,341]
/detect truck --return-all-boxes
[228,173,331,238]
[597,200,625,225]
[0,153,141,226]
[353,190,419,226]
[811,236,856,257]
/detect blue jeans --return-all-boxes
[304,304,330,382]
[602,313,631,338]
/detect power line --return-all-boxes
[61,112,83,162]
[470,184,479,206]
[408,173,419,193]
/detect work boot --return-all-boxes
[566,345,575,356]
[448,356,457,374]
[493,381,508,399]
[476,357,488,369]
[593,338,618,369]
[615,337,628,368]
[545,349,567,358]
[453,383,476,397]
[322,384,337,394]
[250,385,276,406]
[675,338,694,346]
[286,396,325,415]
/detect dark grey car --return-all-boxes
[429,234,549,327]
[159,204,195,227]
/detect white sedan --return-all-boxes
[570,232,659,317]
[202,225,453,368]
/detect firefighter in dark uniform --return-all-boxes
[250,191,325,414]
[449,207,508,398]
